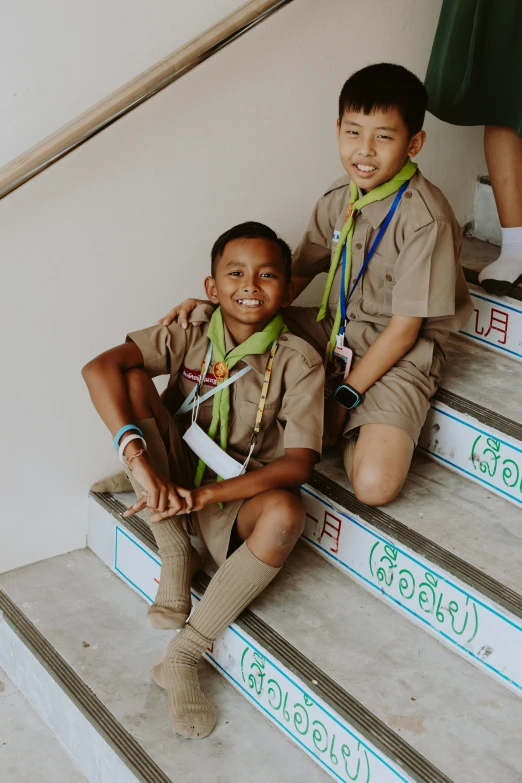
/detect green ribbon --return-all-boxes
[194,307,288,486]
[317,159,418,356]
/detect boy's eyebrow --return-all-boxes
[342,119,398,132]
[225,259,281,269]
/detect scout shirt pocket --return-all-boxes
[359,253,396,318]
[238,400,280,462]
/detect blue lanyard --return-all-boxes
[339,180,410,337]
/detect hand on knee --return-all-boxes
[351,465,404,507]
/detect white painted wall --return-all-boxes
[1,0,486,573]
[0,0,243,167]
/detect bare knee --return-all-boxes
[263,491,306,546]
[351,465,404,507]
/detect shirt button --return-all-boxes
[355,242,362,250]
[349,313,356,320]
[280,335,288,341]
[404,191,412,199]
[386,273,393,282]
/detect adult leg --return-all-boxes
[153,489,305,739]
[343,424,414,507]
[124,368,200,630]
[479,125,522,295]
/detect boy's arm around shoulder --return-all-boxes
[191,337,325,511]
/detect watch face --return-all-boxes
[334,384,359,409]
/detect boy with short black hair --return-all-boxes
[82,221,324,739]
[165,63,473,506]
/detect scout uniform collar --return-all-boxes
[317,158,418,356]
[194,307,288,486]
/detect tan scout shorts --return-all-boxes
[283,306,442,445]
[164,413,245,567]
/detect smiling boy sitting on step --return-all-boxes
[82,222,324,740]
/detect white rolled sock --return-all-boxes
[479,226,522,286]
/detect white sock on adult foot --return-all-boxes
[479,226,522,294]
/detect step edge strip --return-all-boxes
[434,386,522,441]
[0,587,174,783]
[92,491,453,783]
[308,471,522,620]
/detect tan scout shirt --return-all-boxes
[292,170,473,338]
[127,305,324,472]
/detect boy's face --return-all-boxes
[205,238,293,331]
[337,107,426,191]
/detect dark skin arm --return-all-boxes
[82,342,318,522]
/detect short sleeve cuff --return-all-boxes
[283,433,323,453]
[392,298,456,319]
[126,330,166,375]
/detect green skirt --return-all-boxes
[425,0,522,136]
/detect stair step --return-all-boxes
[460,237,522,361]
[0,551,329,783]
[86,494,522,782]
[0,665,88,782]
[420,332,522,508]
[310,453,522,695]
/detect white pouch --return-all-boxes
[183,422,247,480]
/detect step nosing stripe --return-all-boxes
[0,588,172,783]
[308,472,522,620]
[94,491,452,783]
[434,386,522,441]
[462,264,522,303]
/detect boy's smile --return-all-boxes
[337,107,425,192]
[205,238,292,343]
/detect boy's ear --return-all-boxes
[204,276,219,304]
[336,117,341,140]
[280,280,295,309]
[408,130,427,158]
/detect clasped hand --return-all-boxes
[122,457,209,523]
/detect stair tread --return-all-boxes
[0,550,328,783]
[0,665,88,782]
[316,451,522,598]
[440,333,522,427]
[251,543,522,783]
[460,236,498,274]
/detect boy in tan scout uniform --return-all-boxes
[164,64,473,507]
[82,222,323,739]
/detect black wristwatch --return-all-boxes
[334,383,365,410]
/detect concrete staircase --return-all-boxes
[1,236,521,783]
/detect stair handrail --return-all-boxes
[0,0,295,201]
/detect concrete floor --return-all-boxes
[442,333,522,425]
[0,666,87,783]
[0,551,328,783]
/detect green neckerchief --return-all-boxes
[317,159,418,355]
[194,307,288,487]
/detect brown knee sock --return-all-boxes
[153,542,280,738]
[127,417,196,630]
[342,435,358,481]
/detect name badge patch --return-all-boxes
[182,366,217,387]
[333,230,341,243]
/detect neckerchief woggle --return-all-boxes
[317,159,417,357]
[191,307,288,486]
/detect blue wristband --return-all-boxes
[113,424,143,452]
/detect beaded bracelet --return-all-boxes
[118,433,147,465]
[124,448,148,471]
